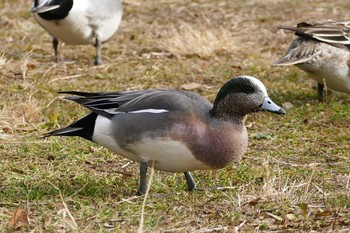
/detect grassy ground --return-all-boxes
[1,0,350,232]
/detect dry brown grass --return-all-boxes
[1,0,350,232]
[160,22,238,58]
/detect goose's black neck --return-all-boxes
[35,0,73,20]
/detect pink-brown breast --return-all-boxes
[171,113,248,170]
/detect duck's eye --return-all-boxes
[245,86,254,93]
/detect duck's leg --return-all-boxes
[184,172,196,191]
[137,160,148,195]
[317,83,324,102]
[184,172,227,192]
[52,37,59,62]
[94,35,102,65]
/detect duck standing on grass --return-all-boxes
[46,76,285,195]
[275,20,350,101]
[31,0,123,65]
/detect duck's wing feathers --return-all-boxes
[60,89,212,119]
[31,0,60,13]
[275,38,322,65]
[59,90,157,110]
[278,21,350,49]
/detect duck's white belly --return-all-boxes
[297,45,350,94]
[129,139,211,172]
[92,116,211,172]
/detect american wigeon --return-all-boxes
[275,20,350,101]
[31,0,123,65]
[46,76,285,194]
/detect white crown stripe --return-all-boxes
[244,76,268,96]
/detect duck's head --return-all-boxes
[211,76,285,121]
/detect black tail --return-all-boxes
[44,113,98,141]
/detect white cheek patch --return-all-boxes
[105,109,169,115]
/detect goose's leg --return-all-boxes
[184,172,196,191]
[137,160,148,195]
[317,83,324,102]
[52,37,59,62]
[94,35,102,65]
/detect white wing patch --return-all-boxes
[37,0,54,6]
[128,109,169,114]
[33,0,60,13]
[104,109,169,115]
